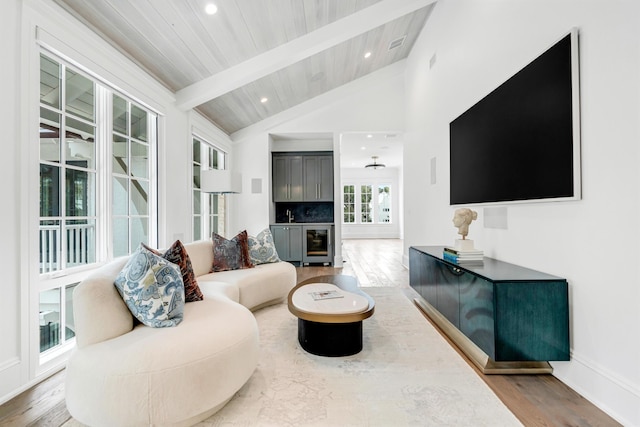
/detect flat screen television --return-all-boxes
[449,29,581,206]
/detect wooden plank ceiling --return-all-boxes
[52,0,435,135]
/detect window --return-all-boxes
[192,137,226,240]
[343,185,355,223]
[39,55,97,273]
[39,283,77,352]
[112,95,154,257]
[342,182,392,224]
[38,53,158,357]
[360,185,373,223]
[377,184,391,223]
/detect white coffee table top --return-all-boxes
[291,283,369,315]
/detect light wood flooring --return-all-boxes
[0,239,620,427]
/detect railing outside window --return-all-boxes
[39,223,96,273]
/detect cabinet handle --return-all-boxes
[446,265,464,276]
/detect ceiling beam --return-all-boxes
[174,0,436,111]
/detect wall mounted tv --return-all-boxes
[449,29,581,206]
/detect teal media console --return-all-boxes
[409,246,570,374]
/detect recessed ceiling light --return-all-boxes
[205,3,218,15]
[260,97,268,103]
[364,52,372,59]
[367,134,373,138]
[361,146,366,150]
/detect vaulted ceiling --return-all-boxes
[52,0,435,137]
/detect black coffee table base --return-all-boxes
[297,318,363,357]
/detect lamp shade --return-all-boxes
[200,169,242,194]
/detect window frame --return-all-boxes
[36,50,159,364]
[192,135,227,241]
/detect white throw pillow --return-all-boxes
[114,244,185,327]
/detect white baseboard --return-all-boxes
[553,351,639,426]
[0,358,67,406]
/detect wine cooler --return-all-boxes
[302,225,333,265]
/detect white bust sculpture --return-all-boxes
[452,208,478,240]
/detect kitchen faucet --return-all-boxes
[286,209,294,223]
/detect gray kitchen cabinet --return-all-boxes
[303,155,334,201]
[271,225,302,264]
[273,152,333,202]
[272,155,303,202]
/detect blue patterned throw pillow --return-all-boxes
[248,228,281,265]
[114,244,185,328]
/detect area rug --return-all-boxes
[197,287,522,426]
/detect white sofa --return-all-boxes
[65,239,297,427]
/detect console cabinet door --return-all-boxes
[494,281,570,361]
[409,248,427,299]
[434,262,461,328]
[409,248,440,311]
[459,276,495,359]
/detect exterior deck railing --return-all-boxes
[39,224,95,273]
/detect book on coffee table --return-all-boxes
[309,290,344,300]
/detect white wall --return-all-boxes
[403,1,640,425]
[0,0,25,402]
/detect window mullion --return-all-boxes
[58,63,67,272]
[96,85,111,261]
[148,113,158,248]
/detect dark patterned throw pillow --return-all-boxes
[143,240,204,302]
[211,230,254,272]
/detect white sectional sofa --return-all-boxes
[65,239,297,427]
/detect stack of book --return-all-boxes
[443,246,484,265]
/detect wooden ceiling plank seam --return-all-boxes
[241,1,290,52]
[181,1,229,72]
[292,0,309,38]
[214,0,262,67]
[149,0,223,76]
[126,0,211,80]
[71,0,202,90]
[52,0,181,91]
[174,0,437,110]
[98,0,207,87]
[197,0,260,69]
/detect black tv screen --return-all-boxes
[449,30,581,206]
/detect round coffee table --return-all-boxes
[287,275,375,356]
